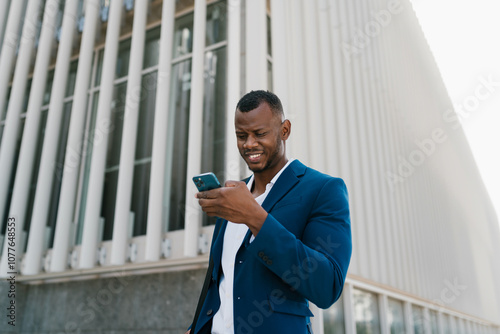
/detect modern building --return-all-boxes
[0,0,499,333]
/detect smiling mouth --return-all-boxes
[247,153,263,162]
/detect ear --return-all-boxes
[281,119,291,140]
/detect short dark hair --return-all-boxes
[236,90,284,118]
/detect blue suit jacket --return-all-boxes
[193,160,352,333]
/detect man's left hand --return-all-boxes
[196,181,268,236]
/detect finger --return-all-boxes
[225,180,244,187]
[195,188,220,199]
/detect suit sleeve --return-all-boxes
[246,177,352,308]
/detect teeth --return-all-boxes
[249,154,261,159]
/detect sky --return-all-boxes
[409,0,500,224]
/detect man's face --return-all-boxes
[235,102,290,173]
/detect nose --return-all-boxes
[243,135,258,149]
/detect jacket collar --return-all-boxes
[242,159,306,247]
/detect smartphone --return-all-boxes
[192,172,222,192]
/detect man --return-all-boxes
[188,90,351,333]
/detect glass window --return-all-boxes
[77,92,100,244]
[442,314,451,334]
[43,69,55,106]
[2,85,12,121]
[135,72,157,160]
[267,61,273,91]
[387,298,405,334]
[324,292,345,333]
[1,119,26,237]
[23,110,49,251]
[23,79,33,112]
[201,48,226,226]
[65,60,79,97]
[131,71,157,236]
[457,318,466,334]
[116,38,132,79]
[429,310,439,334]
[172,13,194,58]
[206,2,227,46]
[412,305,425,334]
[101,169,119,239]
[47,102,73,248]
[353,289,381,334]
[164,59,191,231]
[267,15,272,57]
[95,49,104,86]
[100,82,127,239]
[143,26,161,69]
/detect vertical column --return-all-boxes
[50,0,100,272]
[0,0,41,277]
[375,0,407,290]
[316,0,339,174]
[309,303,324,334]
[225,0,241,181]
[423,308,432,334]
[183,0,207,257]
[8,0,61,276]
[437,312,445,334]
[0,0,25,118]
[285,1,308,162]
[144,0,175,262]
[345,0,380,283]
[336,0,370,279]
[79,0,124,269]
[301,0,325,171]
[110,0,148,265]
[355,0,389,285]
[404,301,415,334]
[343,283,356,334]
[327,0,358,274]
[0,0,11,50]
[379,295,389,334]
[245,0,267,91]
[270,0,288,114]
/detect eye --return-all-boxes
[256,132,267,137]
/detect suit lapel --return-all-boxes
[242,160,306,246]
[261,159,305,212]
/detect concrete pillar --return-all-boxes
[285,1,308,162]
[404,301,415,334]
[225,0,241,180]
[0,0,42,277]
[0,0,12,51]
[50,0,100,273]
[79,0,124,269]
[343,283,356,334]
[183,0,207,257]
[8,0,61,276]
[0,0,25,118]
[144,0,175,262]
[302,0,326,171]
[245,0,267,91]
[326,0,358,275]
[379,294,389,334]
[316,0,339,175]
[111,0,148,265]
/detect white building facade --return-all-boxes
[0,0,499,333]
